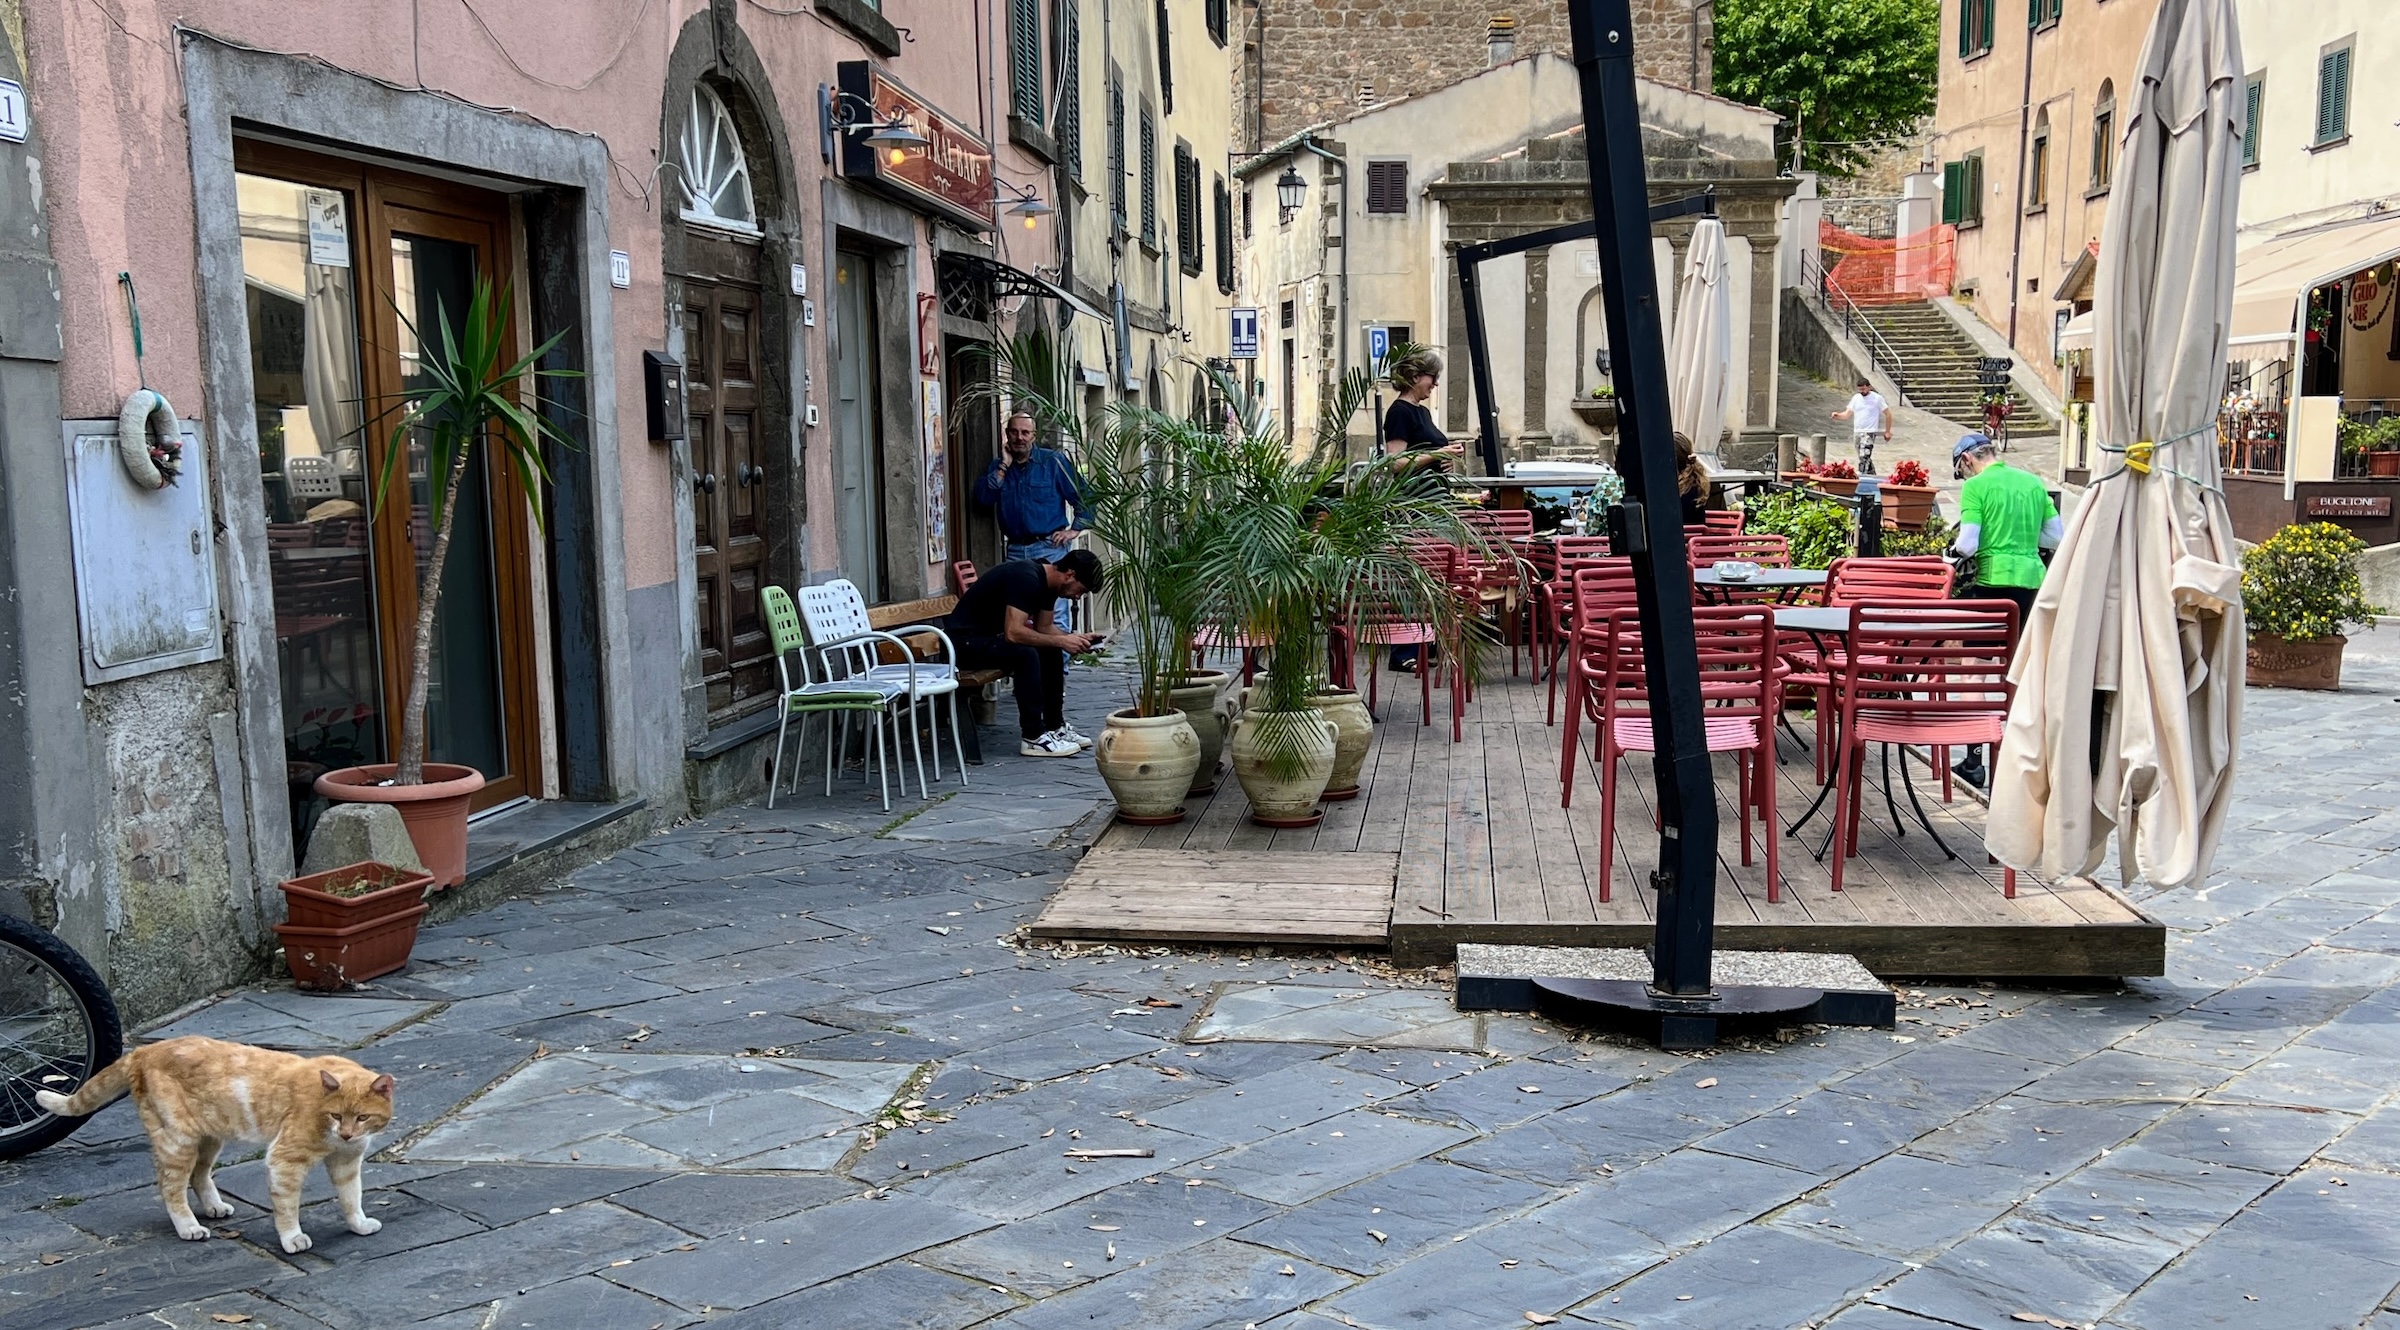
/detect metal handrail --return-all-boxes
[1802,250,1910,404]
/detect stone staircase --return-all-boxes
[1854,301,2045,430]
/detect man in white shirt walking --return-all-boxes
[1830,378,1892,474]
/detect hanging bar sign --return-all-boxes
[836,62,995,231]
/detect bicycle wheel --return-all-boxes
[0,912,123,1158]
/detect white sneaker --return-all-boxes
[1020,731,1081,758]
[1055,723,1093,751]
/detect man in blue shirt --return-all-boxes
[976,409,1089,630]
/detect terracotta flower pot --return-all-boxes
[1094,709,1202,825]
[2372,451,2400,478]
[1309,689,1375,801]
[314,763,486,888]
[274,860,433,990]
[1879,483,1937,530]
[2246,633,2345,690]
[1169,670,1236,796]
[1811,477,1860,499]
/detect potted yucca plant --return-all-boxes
[314,279,578,886]
[2242,521,2381,689]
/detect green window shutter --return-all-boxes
[1965,155,1985,224]
[1157,0,1174,116]
[1959,0,1973,57]
[1214,176,1234,294]
[2028,0,2041,28]
[1980,0,1995,52]
[1010,0,1042,123]
[1108,83,1125,231]
[2243,77,2263,167]
[2051,0,2063,22]
[1056,1,1081,173]
[2317,48,2352,144]
[1140,107,1158,246]
[1942,161,1966,224]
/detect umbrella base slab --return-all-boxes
[1458,945,1896,1051]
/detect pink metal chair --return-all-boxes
[1546,558,1639,726]
[1825,599,2021,898]
[1530,535,1613,686]
[1570,605,1785,903]
[1357,542,1474,741]
[1784,557,1956,780]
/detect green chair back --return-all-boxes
[762,585,807,655]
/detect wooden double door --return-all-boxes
[681,230,778,722]
[236,143,542,816]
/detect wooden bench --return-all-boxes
[866,595,1005,764]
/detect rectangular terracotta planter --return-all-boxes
[279,862,436,930]
[1879,483,1937,530]
[274,904,429,990]
[2246,633,2344,690]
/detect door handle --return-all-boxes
[697,472,718,494]
[736,462,757,487]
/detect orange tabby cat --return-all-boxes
[35,1035,396,1253]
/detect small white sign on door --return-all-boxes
[0,80,27,144]
[609,250,632,289]
[305,189,351,268]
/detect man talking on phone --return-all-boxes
[946,549,1106,758]
[977,408,1090,632]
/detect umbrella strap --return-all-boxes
[2093,422,2222,494]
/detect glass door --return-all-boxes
[236,145,541,833]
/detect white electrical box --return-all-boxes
[63,418,222,685]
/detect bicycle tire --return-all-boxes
[0,912,123,1159]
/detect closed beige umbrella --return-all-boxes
[1669,217,1730,452]
[1987,0,2245,889]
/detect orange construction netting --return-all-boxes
[1820,220,1957,306]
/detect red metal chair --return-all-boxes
[1546,558,1639,725]
[1785,557,1956,779]
[1357,542,1474,740]
[1530,536,1615,690]
[1459,511,1536,675]
[1703,509,1746,535]
[1569,606,1784,903]
[1688,534,1793,569]
[950,561,979,595]
[1825,599,2021,897]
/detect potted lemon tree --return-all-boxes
[314,280,577,885]
[2242,521,2381,689]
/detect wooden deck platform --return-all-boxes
[1075,667,2163,978]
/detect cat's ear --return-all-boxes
[370,1074,395,1098]
[319,1069,342,1092]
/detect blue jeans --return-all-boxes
[1006,537,1077,631]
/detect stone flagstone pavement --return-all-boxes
[11,653,2400,1328]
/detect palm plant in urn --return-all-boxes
[314,279,579,885]
[1199,368,1482,827]
[2241,521,2381,690]
[972,329,1210,822]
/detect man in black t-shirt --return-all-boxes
[946,550,1106,758]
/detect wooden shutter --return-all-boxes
[1139,107,1157,246]
[1108,82,1125,232]
[2317,48,2351,144]
[1010,0,1042,123]
[1156,0,1174,115]
[2243,77,2263,167]
[1365,161,1408,215]
[1175,146,1201,275]
[1964,154,1984,225]
[1979,0,1995,53]
[1055,0,1081,173]
[1214,176,1234,294]
[1207,0,1228,46]
[1941,160,1965,225]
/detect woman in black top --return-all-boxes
[1673,432,1709,525]
[1379,351,1462,671]
[1382,350,1465,474]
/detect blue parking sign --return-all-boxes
[1230,307,1260,359]
[1367,325,1390,370]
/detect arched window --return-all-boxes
[680,86,758,231]
[2090,81,2116,193]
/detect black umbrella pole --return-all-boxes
[1569,0,1719,998]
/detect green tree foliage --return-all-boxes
[1713,0,1941,178]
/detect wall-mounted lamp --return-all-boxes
[990,180,1055,230]
[1276,165,1307,220]
[819,85,928,167]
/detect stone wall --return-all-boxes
[1817,127,1931,239]
[1241,0,1707,150]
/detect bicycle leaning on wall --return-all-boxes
[0,912,123,1158]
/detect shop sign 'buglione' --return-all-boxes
[836,61,993,231]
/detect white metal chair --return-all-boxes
[762,585,905,811]
[825,579,969,789]
[284,454,340,501]
[795,581,939,799]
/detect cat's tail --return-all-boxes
[32,1056,131,1117]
